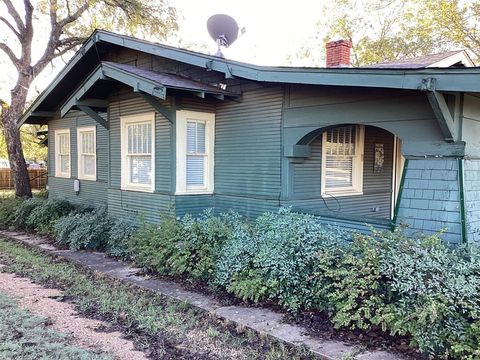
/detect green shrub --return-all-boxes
[13,197,44,229]
[26,198,76,235]
[176,210,231,282]
[128,215,183,274]
[217,208,346,312]
[106,218,138,259]
[214,211,257,288]
[0,196,25,228]
[315,233,388,330]
[378,231,480,358]
[53,207,113,251]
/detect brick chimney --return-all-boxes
[326,40,352,68]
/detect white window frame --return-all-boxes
[54,129,71,178]
[77,126,97,181]
[120,112,155,192]
[321,125,364,197]
[176,110,215,195]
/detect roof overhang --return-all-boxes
[427,50,475,68]
[19,30,480,126]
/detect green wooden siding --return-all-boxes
[106,90,172,219]
[107,188,173,223]
[286,126,394,219]
[214,87,283,198]
[283,85,442,145]
[47,110,108,205]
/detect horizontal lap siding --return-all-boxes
[215,87,283,202]
[175,195,214,217]
[107,188,173,223]
[48,177,107,206]
[48,111,108,205]
[284,85,443,143]
[288,126,394,219]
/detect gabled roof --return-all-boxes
[19,30,480,125]
[366,50,475,69]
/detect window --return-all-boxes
[121,113,155,192]
[176,110,214,194]
[77,126,96,180]
[55,129,70,178]
[321,125,364,196]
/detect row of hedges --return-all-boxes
[1,196,480,358]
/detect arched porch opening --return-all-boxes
[286,124,404,221]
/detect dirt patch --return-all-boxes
[0,270,146,360]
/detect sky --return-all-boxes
[0,0,332,102]
[172,0,327,65]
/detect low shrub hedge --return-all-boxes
[0,194,479,358]
[26,198,77,235]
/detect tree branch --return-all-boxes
[3,0,25,36]
[21,0,34,64]
[0,42,21,69]
[49,0,58,26]
[0,16,21,39]
[58,2,89,27]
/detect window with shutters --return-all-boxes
[55,129,71,178]
[121,113,155,192]
[321,125,364,196]
[176,110,214,194]
[77,126,96,180]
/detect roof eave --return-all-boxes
[18,30,480,126]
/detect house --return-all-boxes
[19,31,480,244]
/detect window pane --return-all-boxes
[60,155,70,173]
[83,155,95,176]
[81,131,94,154]
[59,133,69,154]
[129,155,152,185]
[128,123,152,154]
[325,156,353,188]
[197,122,206,153]
[187,122,196,153]
[325,126,355,156]
[186,155,204,186]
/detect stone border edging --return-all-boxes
[0,230,405,360]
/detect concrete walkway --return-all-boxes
[0,230,407,360]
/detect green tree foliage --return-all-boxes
[0,124,47,162]
[290,0,480,66]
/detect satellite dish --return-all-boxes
[207,14,239,57]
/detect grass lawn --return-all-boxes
[0,291,109,360]
[0,238,315,360]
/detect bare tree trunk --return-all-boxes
[1,74,32,198]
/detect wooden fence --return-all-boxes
[0,169,47,190]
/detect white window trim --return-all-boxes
[54,128,71,178]
[77,126,97,181]
[321,125,364,197]
[176,110,215,195]
[120,112,155,192]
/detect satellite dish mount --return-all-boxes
[207,14,239,58]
